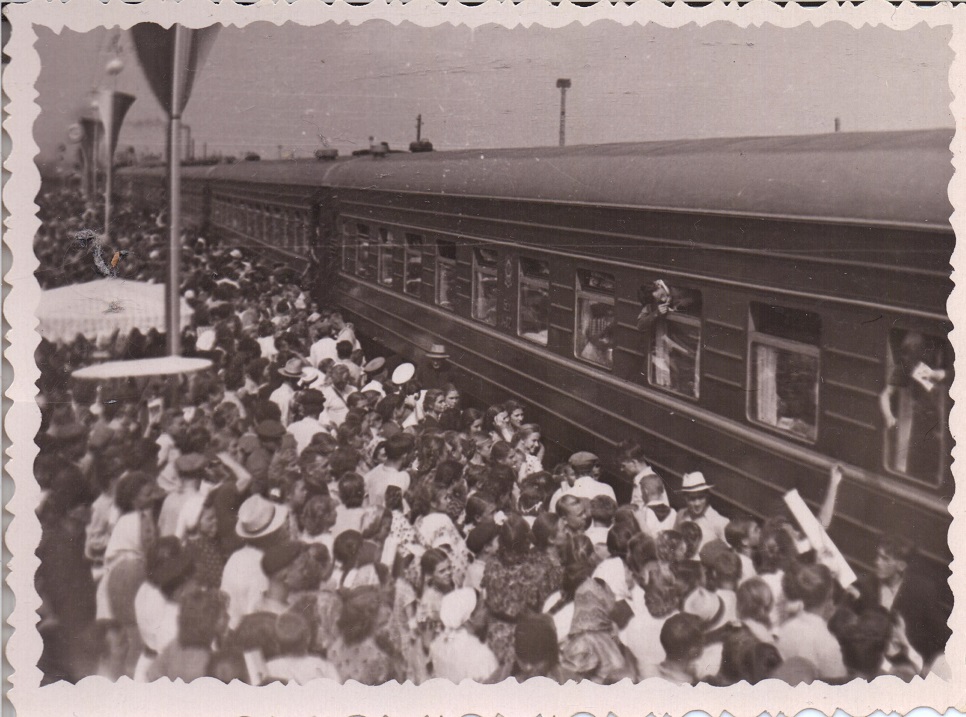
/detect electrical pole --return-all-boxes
[556,78,571,147]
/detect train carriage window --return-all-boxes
[574,269,615,370]
[377,228,395,286]
[882,329,952,487]
[340,220,355,272]
[471,247,499,326]
[747,303,821,442]
[638,281,702,399]
[435,239,457,311]
[404,233,424,296]
[356,223,372,280]
[518,257,550,346]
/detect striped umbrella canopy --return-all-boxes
[37,279,193,344]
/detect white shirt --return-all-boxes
[364,464,411,508]
[776,610,847,680]
[288,415,327,455]
[548,475,616,512]
[270,383,296,427]
[623,609,673,680]
[321,383,357,428]
[221,545,269,629]
[429,630,499,683]
[265,655,341,685]
[257,335,278,360]
[309,337,338,368]
[134,582,179,653]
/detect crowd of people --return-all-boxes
[34,185,951,686]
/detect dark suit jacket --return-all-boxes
[851,571,951,663]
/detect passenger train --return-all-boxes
[117,129,955,584]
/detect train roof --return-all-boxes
[326,129,954,229]
[124,129,955,229]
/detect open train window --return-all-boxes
[435,239,457,311]
[340,220,355,272]
[638,282,702,399]
[355,223,372,280]
[377,228,395,286]
[472,247,498,326]
[518,257,549,346]
[882,329,951,488]
[574,269,615,370]
[747,303,820,442]
[404,233,424,296]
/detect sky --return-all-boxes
[34,20,954,169]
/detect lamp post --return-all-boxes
[556,78,571,147]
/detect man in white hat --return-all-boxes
[271,358,305,427]
[675,471,728,548]
[220,495,290,629]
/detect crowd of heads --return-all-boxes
[34,185,950,686]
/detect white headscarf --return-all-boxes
[438,587,477,639]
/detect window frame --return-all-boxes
[573,269,616,371]
[340,219,355,273]
[435,239,457,311]
[745,306,821,444]
[881,327,951,489]
[645,301,702,401]
[377,227,396,287]
[517,256,550,346]
[355,223,372,280]
[403,233,424,297]
[471,247,499,326]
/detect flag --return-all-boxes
[130,23,219,119]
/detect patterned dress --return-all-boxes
[481,552,559,668]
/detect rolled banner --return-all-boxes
[783,488,857,589]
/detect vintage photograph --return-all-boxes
[4,1,963,713]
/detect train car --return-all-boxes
[119,129,955,586]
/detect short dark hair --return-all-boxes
[786,563,834,611]
[338,472,366,508]
[660,613,703,661]
[385,433,416,462]
[336,341,353,360]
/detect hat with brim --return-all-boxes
[679,471,713,494]
[682,586,727,631]
[299,366,322,386]
[279,358,305,379]
[391,363,415,385]
[426,344,450,360]
[364,357,386,374]
[236,495,290,539]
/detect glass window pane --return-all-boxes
[341,220,354,272]
[378,228,395,286]
[472,248,498,326]
[640,284,702,398]
[436,240,456,311]
[883,329,951,486]
[404,233,423,296]
[750,341,819,441]
[575,270,615,369]
[356,224,371,279]
[518,258,550,345]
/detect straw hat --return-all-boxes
[363,357,386,374]
[236,495,289,539]
[679,471,712,494]
[426,344,450,360]
[279,358,305,379]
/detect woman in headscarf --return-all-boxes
[558,547,635,683]
[481,514,559,671]
[429,588,498,682]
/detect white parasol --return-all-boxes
[72,356,212,380]
[37,279,193,344]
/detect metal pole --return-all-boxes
[559,88,566,146]
[167,27,185,356]
[104,149,112,242]
[556,78,571,147]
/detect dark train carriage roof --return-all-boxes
[324,129,954,229]
[120,129,954,228]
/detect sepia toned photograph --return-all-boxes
[4,1,965,715]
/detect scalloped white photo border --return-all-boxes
[3,1,964,715]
